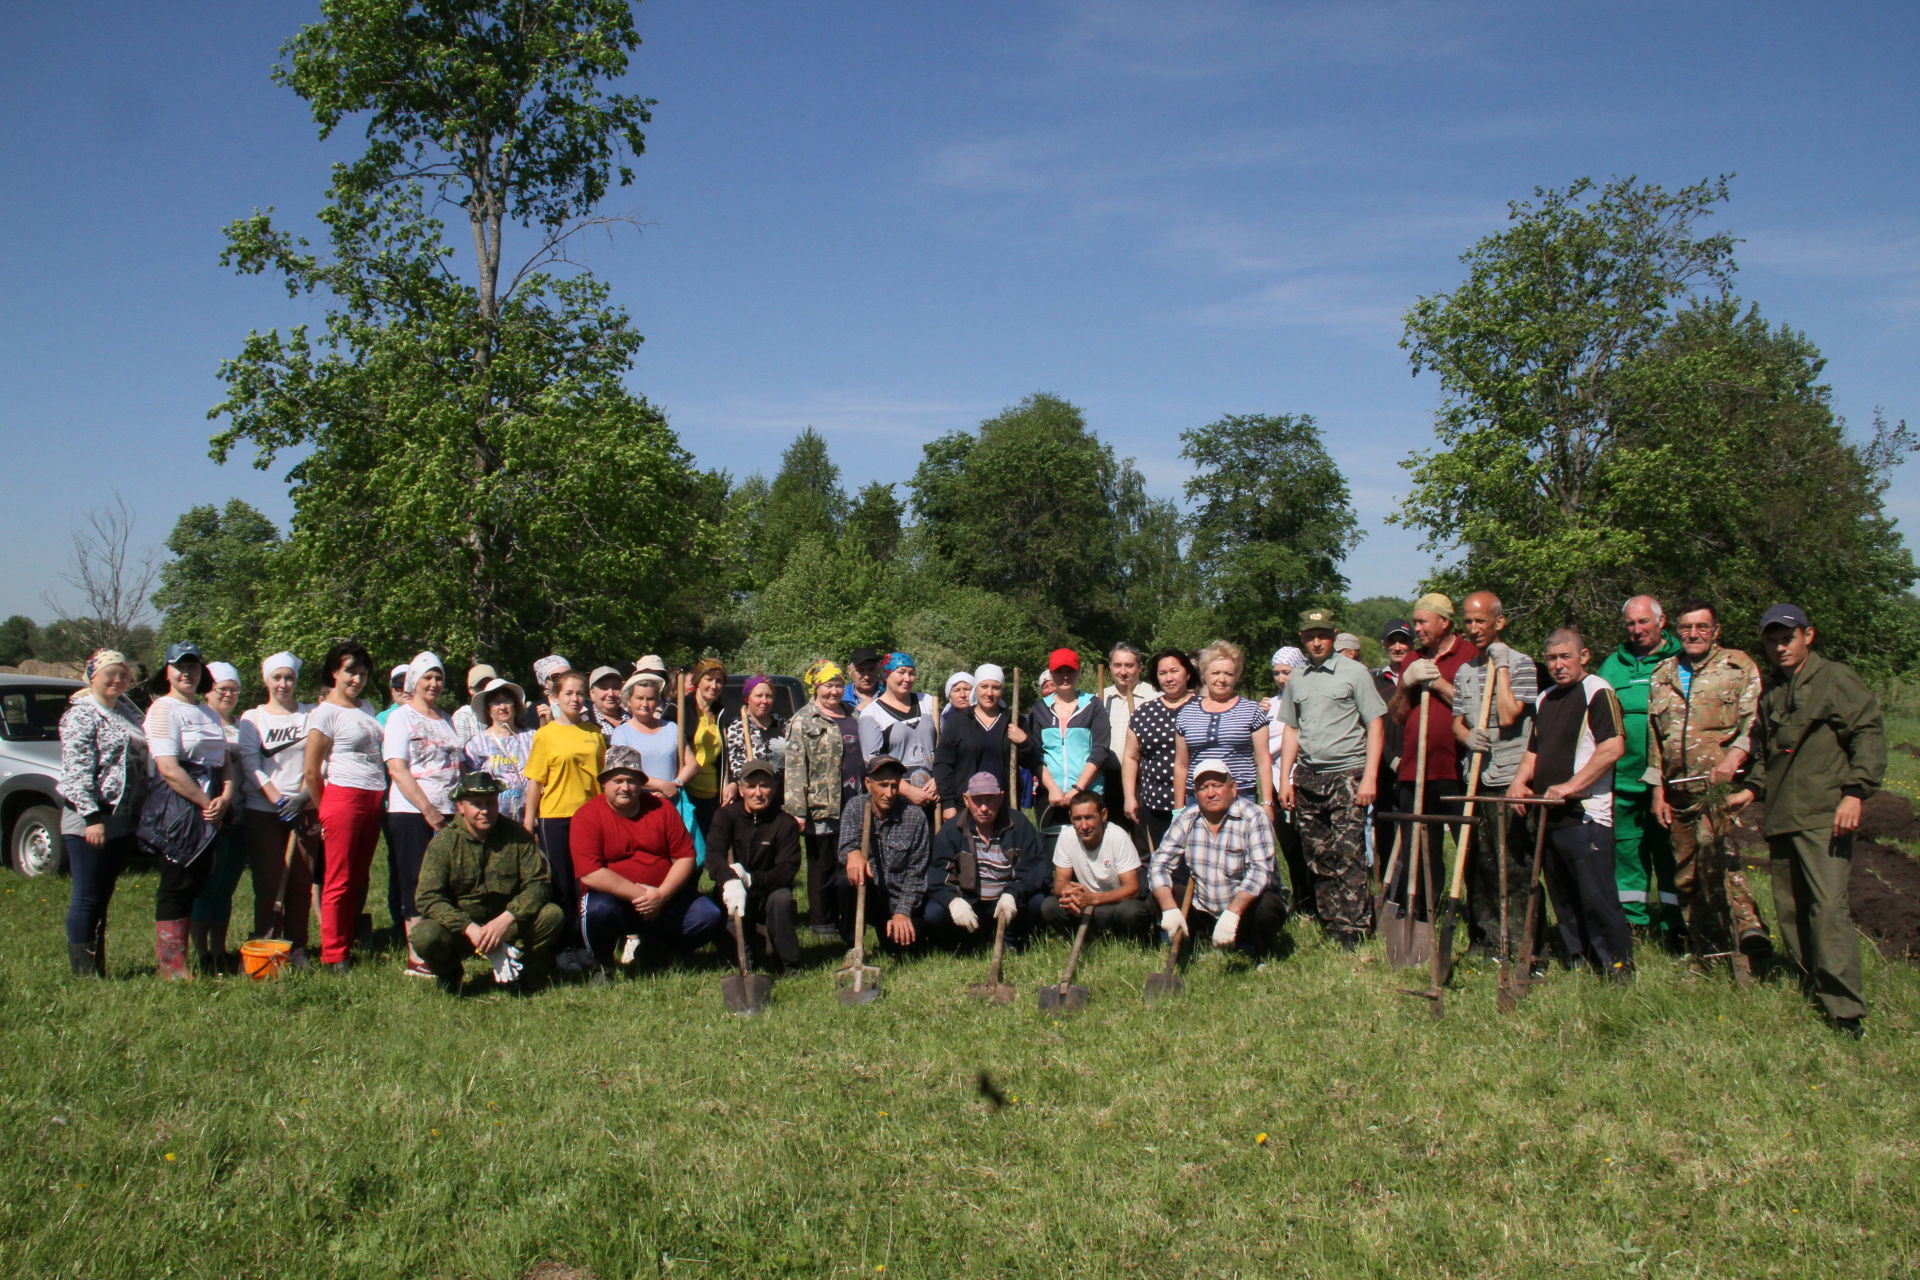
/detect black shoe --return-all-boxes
[1528,958,1551,980]
[1336,931,1363,952]
[1738,928,1773,958]
[68,941,101,978]
[320,958,354,975]
[1833,1017,1865,1041]
[1607,960,1635,985]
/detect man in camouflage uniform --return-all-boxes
[410,772,564,993]
[1646,601,1770,972]
[1276,608,1388,948]
[1452,591,1541,962]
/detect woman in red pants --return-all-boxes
[301,641,386,971]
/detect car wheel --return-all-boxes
[10,804,65,877]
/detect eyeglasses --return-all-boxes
[1676,624,1716,635]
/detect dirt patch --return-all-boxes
[1723,798,1920,962]
[1860,791,1920,843]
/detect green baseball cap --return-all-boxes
[1298,607,1340,632]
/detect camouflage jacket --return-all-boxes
[784,701,855,825]
[1644,645,1760,790]
[414,818,551,934]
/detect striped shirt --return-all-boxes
[1174,696,1269,794]
[1147,797,1276,914]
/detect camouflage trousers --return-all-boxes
[1293,766,1371,935]
[1669,794,1766,956]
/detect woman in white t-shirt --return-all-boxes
[186,661,253,973]
[238,651,315,961]
[302,640,386,970]
[143,642,240,981]
[383,651,462,977]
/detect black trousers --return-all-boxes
[1039,894,1152,937]
[155,852,215,922]
[1544,819,1633,971]
[1188,888,1290,959]
[802,832,840,927]
[724,886,802,967]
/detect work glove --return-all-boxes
[486,943,523,984]
[1486,641,1512,666]
[1403,658,1440,688]
[728,862,753,890]
[1212,909,1241,947]
[275,790,308,821]
[1465,726,1496,755]
[1159,908,1188,940]
[947,897,980,932]
[721,879,748,918]
[993,893,1019,924]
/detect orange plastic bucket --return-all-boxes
[241,938,294,981]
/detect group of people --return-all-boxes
[54,591,1885,1035]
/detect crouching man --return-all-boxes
[573,745,724,977]
[836,755,931,953]
[1149,761,1289,959]
[925,771,1047,946]
[707,759,804,973]
[1041,790,1152,938]
[410,772,564,994]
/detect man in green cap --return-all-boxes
[1727,604,1885,1039]
[1276,607,1387,948]
[1595,595,1683,936]
[409,771,564,993]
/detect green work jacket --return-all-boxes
[414,818,552,934]
[1746,652,1886,837]
[1596,631,1682,795]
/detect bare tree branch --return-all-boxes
[42,495,160,657]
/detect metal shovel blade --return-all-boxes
[967,980,1017,1005]
[1038,982,1090,1015]
[834,959,883,1005]
[1142,969,1184,1002]
[722,972,774,1015]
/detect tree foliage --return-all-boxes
[151,500,285,677]
[1182,412,1360,661]
[760,428,846,579]
[211,0,725,676]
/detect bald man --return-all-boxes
[1452,592,1541,962]
[1596,595,1683,936]
[1385,592,1480,917]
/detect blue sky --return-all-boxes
[4,0,1916,625]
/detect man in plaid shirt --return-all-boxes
[1149,760,1290,958]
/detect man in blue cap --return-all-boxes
[1726,604,1885,1039]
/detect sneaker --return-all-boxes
[320,958,354,975]
[587,965,612,987]
[1528,958,1550,981]
[403,955,435,979]
[287,947,310,970]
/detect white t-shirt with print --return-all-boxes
[144,696,228,774]
[1050,822,1141,894]
[307,699,387,791]
[382,703,462,814]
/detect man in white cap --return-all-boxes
[1148,760,1288,959]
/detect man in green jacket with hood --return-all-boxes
[1728,604,1884,1039]
[1596,595,1683,934]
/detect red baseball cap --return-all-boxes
[1047,647,1080,672]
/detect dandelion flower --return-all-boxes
[1256,1133,1269,1145]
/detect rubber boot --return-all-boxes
[69,940,99,977]
[155,919,193,981]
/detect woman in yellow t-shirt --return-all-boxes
[681,656,728,840]
[523,671,604,941]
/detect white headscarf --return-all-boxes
[972,662,1005,687]
[206,661,242,687]
[261,651,301,681]
[1271,646,1307,671]
[404,651,445,693]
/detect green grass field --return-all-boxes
[3,840,1917,1280]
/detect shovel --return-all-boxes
[1038,913,1092,1015]
[721,911,773,1015]
[1143,879,1195,1002]
[1379,812,1485,1012]
[966,912,1018,1004]
[1461,792,1571,1011]
[1433,662,1503,995]
[835,804,883,1005]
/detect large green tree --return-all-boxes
[1396,175,1738,631]
[1182,412,1360,661]
[211,0,723,675]
[759,429,846,578]
[0,616,39,667]
[150,500,286,679]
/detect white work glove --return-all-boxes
[1403,658,1440,688]
[721,879,748,918]
[1486,641,1512,666]
[1160,908,1188,940]
[993,893,1019,924]
[1466,726,1496,755]
[275,790,308,821]
[728,862,752,890]
[486,943,523,983]
[1212,910,1241,947]
[947,897,980,932]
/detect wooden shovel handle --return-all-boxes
[1059,915,1093,991]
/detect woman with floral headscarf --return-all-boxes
[785,659,859,933]
[56,649,148,976]
[724,674,788,801]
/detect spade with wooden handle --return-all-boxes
[834,802,883,1005]
[966,911,1017,1004]
[1143,878,1195,1001]
[721,911,773,1014]
[1038,912,1093,1015]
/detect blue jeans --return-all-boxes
[580,888,723,964]
[65,832,133,945]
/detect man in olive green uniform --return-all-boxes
[410,772,565,993]
[1646,601,1770,969]
[1595,595,1683,932]
[1728,604,1885,1039]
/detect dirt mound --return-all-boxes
[1853,839,1920,961]
[1860,791,1920,843]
